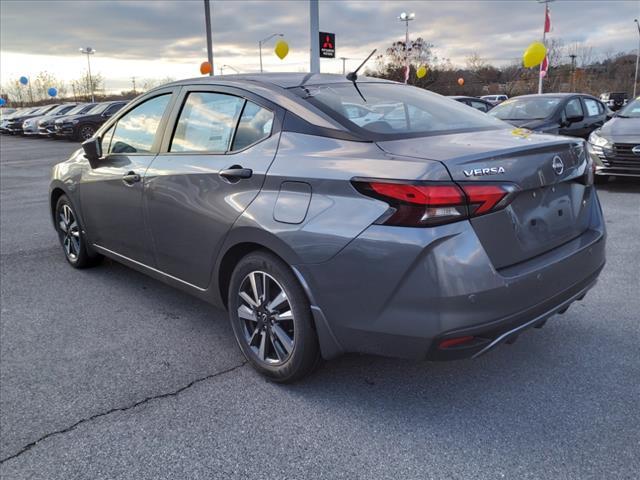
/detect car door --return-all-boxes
[144,86,283,288]
[80,90,175,265]
[581,97,606,136]
[559,96,587,138]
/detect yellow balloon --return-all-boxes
[522,41,547,68]
[274,39,289,60]
[416,66,427,79]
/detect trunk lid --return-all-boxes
[377,129,594,270]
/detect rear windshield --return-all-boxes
[489,97,561,120]
[293,82,506,140]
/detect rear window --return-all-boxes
[294,83,505,140]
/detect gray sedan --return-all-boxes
[49,74,605,382]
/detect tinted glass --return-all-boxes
[565,98,583,117]
[231,101,274,151]
[298,83,505,138]
[88,103,111,115]
[109,94,171,154]
[171,92,244,153]
[490,97,561,120]
[104,103,124,116]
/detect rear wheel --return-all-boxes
[55,195,102,268]
[228,251,320,383]
[76,124,95,141]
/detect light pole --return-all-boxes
[221,65,240,75]
[204,0,214,76]
[398,12,415,84]
[339,57,349,75]
[259,33,284,73]
[79,47,95,102]
[634,19,640,98]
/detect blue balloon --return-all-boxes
[0,98,6,106]
[47,87,58,97]
[19,76,28,85]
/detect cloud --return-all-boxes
[1,0,638,87]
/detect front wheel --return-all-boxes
[55,195,102,268]
[228,251,320,383]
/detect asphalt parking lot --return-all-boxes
[0,134,638,479]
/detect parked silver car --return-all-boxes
[49,74,605,382]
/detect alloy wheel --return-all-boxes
[79,125,95,140]
[58,204,81,262]
[237,271,295,364]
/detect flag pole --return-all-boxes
[537,1,550,94]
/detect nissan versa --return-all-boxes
[49,74,606,382]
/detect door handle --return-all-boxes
[122,171,141,185]
[219,166,253,181]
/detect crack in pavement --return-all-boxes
[0,361,247,464]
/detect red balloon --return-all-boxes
[457,78,465,86]
[200,61,212,75]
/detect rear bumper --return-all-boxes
[296,193,606,360]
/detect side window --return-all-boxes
[170,92,244,153]
[109,95,170,154]
[104,103,124,117]
[583,98,600,117]
[470,100,488,112]
[231,101,274,151]
[565,98,583,118]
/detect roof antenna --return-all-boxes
[346,49,376,102]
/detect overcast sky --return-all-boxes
[1,0,638,92]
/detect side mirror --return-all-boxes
[82,137,102,167]
[565,113,584,124]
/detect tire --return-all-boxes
[76,124,95,141]
[228,251,320,383]
[55,195,102,269]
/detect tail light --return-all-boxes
[352,180,518,227]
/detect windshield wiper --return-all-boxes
[346,49,376,103]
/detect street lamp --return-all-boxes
[259,33,283,73]
[221,64,240,75]
[79,47,95,102]
[634,19,640,98]
[398,12,415,84]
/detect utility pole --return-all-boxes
[310,0,320,74]
[634,19,640,98]
[204,0,214,76]
[339,57,348,75]
[569,54,576,92]
[131,76,137,94]
[537,0,553,94]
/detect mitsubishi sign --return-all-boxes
[319,32,335,58]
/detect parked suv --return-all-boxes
[50,74,605,382]
[599,92,628,111]
[54,101,127,140]
[23,103,78,136]
[481,94,508,105]
[489,94,607,138]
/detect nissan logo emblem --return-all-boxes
[632,145,640,155]
[552,156,564,175]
